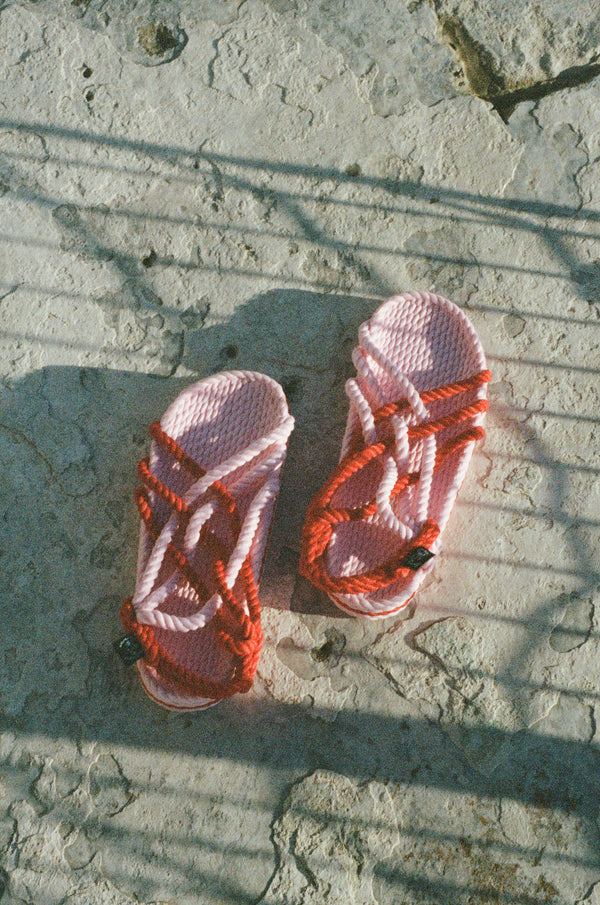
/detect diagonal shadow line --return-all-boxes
[172,157,600,261]
[493,409,600,425]
[476,454,600,474]
[537,221,600,305]
[469,302,600,328]
[21,747,598,875]
[1,116,599,900]
[2,117,600,223]
[20,762,596,869]
[2,142,599,246]
[16,787,580,905]
[8,146,596,253]
[21,777,599,880]
[4,117,600,272]
[275,194,393,297]
[2,211,590,284]
[4,123,600,325]
[3,135,387,339]
[487,354,600,374]
[4,146,600,271]
[482,402,600,717]
[4,141,600,248]
[373,863,570,905]
[9,693,600,815]
[443,550,597,577]
[362,628,600,696]
[457,499,600,530]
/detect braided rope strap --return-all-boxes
[119,378,294,707]
[300,371,490,597]
[119,422,262,700]
[300,291,490,618]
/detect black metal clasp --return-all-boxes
[115,634,145,665]
[399,546,434,571]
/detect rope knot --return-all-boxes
[300,368,487,600]
[119,420,267,704]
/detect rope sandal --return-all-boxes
[117,371,294,710]
[300,291,490,618]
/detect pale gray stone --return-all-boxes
[502,312,526,337]
[367,616,560,774]
[0,2,599,904]
[532,695,594,743]
[106,0,187,66]
[505,115,587,208]
[549,591,595,652]
[88,754,132,817]
[431,0,600,97]
[63,828,95,869]
[32,760,82,810]
[264,0,459,115]
[260,770,399,904]
[372,782,600,905]
[404,225,481,304]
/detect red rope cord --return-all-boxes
[119,422,263,699]
[300,369,490,595]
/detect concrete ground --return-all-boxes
[1,1,600,902]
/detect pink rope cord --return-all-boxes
[120,370,294,710]
[300,291,490,619]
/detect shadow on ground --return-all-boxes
[1,123,600,903]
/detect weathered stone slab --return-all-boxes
[263,0,459,115]
[430,0,600,99]
[260,770,399,904]
[1,1,600,904]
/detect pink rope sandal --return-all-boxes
[118,371,294,710]
[300,291,490,618]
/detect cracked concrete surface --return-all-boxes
[429,0,600,109]
[1,0,600,902]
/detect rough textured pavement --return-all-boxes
[1,0,600,902]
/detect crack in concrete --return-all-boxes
[0,422,54,478]
[254,770,316,904]
[206,34,223,90]
[573,127,592,205]
[359,647,432,719]
[289,829,320,890]
[87,753,136,817]
[589,706,598,750]
[273,83,315,126]
[406,629,484,712]
[429,4,600,119]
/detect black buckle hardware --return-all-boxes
[115,634,145,665]
[400,546,434,571]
